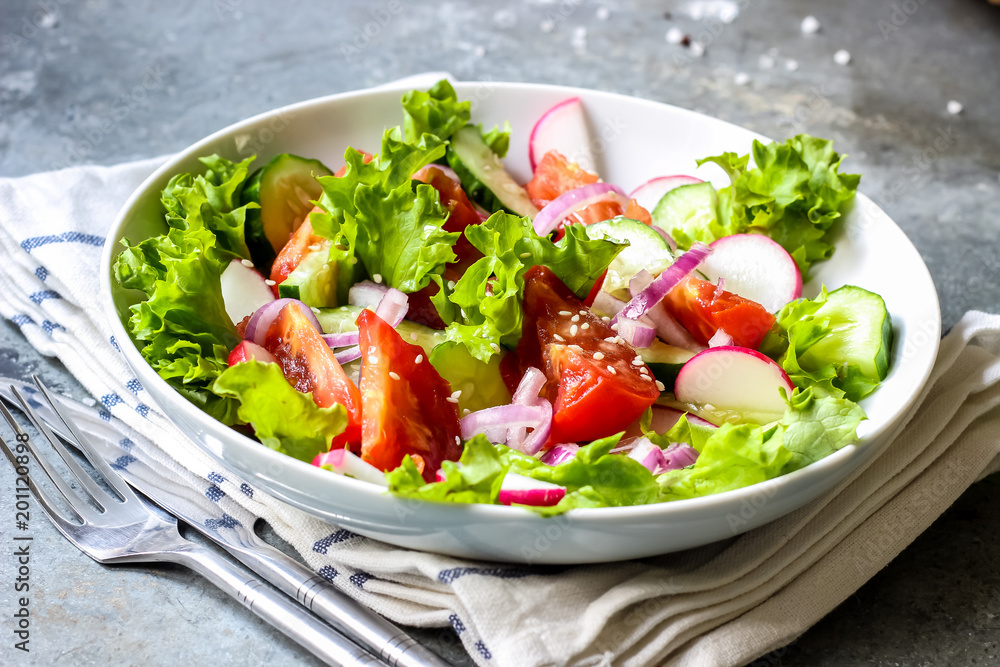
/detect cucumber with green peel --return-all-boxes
[639,340,697,391]
[586,216,674,300]
[447,126,539,218]
[241,154,334,269]
[277,241,339,307]
[429,341,512,414]
[651,182,725,250]
[314,305,448,356]
[798,285,893,396]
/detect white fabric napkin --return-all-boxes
[2,155,1000,667]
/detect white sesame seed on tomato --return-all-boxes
[389,371,401,380]
[607,365,617,375]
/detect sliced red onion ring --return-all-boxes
[322,332,359,347]
[349,281,388,310]
[591,290,626,319]
[539,443,579,466]
[628,437,668,474]
[460,404,548,442]
[616,317,656,348]
[520,398,552,456]
[334,345,362,364]
[374,287,408,328]
[507,368,549,452]
[713,277,726,300]
[617,243,712,322]
[661,442,699,471]
[473,202,491,222]
[532,183,627,236]
[244,298,321,346]
[651,225,678,252]
[708,329,734,348]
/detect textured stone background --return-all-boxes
[0,0,998,665]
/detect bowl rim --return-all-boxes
[99,79,942,524]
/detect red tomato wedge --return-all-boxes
[664,276,776,350]
[357,309,462,481]
[269,211,324,297]
[516,266,660,445]
[265,302,363,449]
[333,150,374,177]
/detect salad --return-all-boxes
[113,81,892,515]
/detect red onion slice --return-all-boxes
[519,398,552,456]
[414,163,461,184]
[507,368,548,452]
[708,329,734,348]
[349,281,388,310]
[616,317,656,348]
[617,243,712,322]
[628,437,668,474]
[460,404,547,442]
[322,332,359,347]
[591,290,626,319]
[374,287,408,328]
[539,443,579,466]
[651,225,678,253]
[532,183,627,236]
[334,346,362,364]
[661,442,699,471]
[244,298,321,346]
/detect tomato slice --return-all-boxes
[525,151,640,231]
[333,150,375,177]
[516,266,660,445]
[623,198,653,226]
[269,211,324,296]
[265,302,363,449]
[357,309,462,481]
[663,276,776,349]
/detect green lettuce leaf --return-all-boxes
[212,361,348,461]
[401,79,471,144]
[478,121,512,158]
[312,128,458,293]
[386,435,505,504]
[696,134,860,276]
[439,212,625,361]
[113,155,255,424]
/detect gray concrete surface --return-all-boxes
[0,0,998,665]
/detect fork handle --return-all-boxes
[173,545,386,667]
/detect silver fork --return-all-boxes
[0,379,385,667]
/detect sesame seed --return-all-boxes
[594,352,605,360]
[569,344,583,352]
[571,314,580,322]
[581,323,590,330]
[633,355,643,363]
[308,244,320,252]
[462,408,471,416]
[241,258,254,268]
[559,310,572,316]
[641,374,653,381]
[655,380,666,391]
[350,257,358,265]
[451,390,462,399]
[610,323,619,332]
[455,436,461,445]
[389,371,401,380]
[367,354,378,365]
[607,365,617,375]
[446,396,459,404]
[373,274,383,284]
[640,367,650,375]
[615,337,625,345]
[311,307,321,314]
[632,359,643,366]
[570,325,579,336]
[604,337,616,343]
[414,354,423,364]
[410,332,418,341]
[448,280,456,290]
[491,343,501,353]
[264,279,276,286]
[553,334,566,342]
[602,316,611,322]
[578,310,587,316]
[520,252,532,258]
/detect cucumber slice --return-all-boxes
[798,285,893,388]
[277,241,339,307]
[587,216,674,300]
[651,182,722,249]
[429,341,512,414]
[639,340,696,391]
[447,126,539,218]
[242,154,334,269]
[314,305,448,356]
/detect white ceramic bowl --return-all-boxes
[101,80,940,564]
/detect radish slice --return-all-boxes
[617,243,712,322]
[349,281,388,310]
[227,340,278,367]
[528,97,596,173]
[532,183,627,236]
[498,472,566,507]
[540,443,579,466]
[220,259,275,325]
[700,234,803,313]
[674,346,795,425]
[629,175,703,213]
[312,449,388,487]
[244,298,321,346]
[617,317,656,348]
